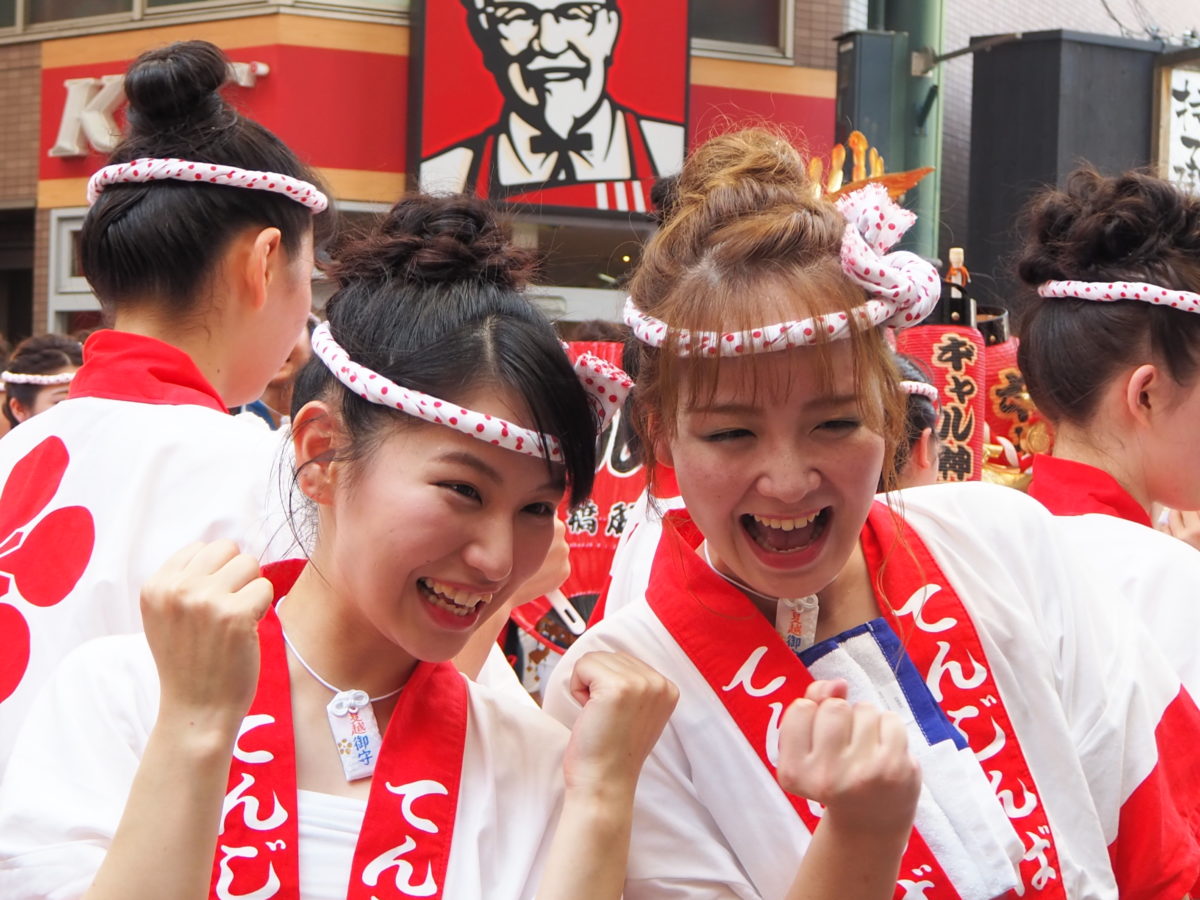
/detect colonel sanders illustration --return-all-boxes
[419,0,685,207]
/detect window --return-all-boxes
[47,208,99,333]
[0,0,402,37]
[691,0,792,61]
[28,0,129,23]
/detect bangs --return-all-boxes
[653,263,890,432]
[628,262,909,494]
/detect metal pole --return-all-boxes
[884,0,944,261]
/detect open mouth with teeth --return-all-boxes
[742,509,830,554]
[417,577,492,618]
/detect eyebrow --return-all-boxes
[434,450,564,493]
[434,450,503,484]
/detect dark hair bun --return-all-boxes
[1018,166,1200,288]
[123,41,229,132]
[330,194,537,289]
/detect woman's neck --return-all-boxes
[1050,423,1150,515]
[112,305,244,405]
[813,543,877,642]
[719,543,878,643]
[279,563,419,699]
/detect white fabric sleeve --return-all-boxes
[544,626,762,900]
[0,635,157,900]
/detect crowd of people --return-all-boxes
[1,38,1199,899]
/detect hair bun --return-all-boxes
[123,41,229,132]
[1018,167,1200,286]
[674,128,817,221]
[331,194,537,289]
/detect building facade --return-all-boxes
[0,0,860,341]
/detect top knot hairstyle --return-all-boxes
[80,40,331,312]
[626,128,907,490]
[1016,166,1200,425]
[293,193,597,505]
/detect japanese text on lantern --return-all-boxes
[932,333,978,482]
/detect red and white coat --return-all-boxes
[1029,453,1200,707]
[546,482,1200,898]
[0,331,294,771]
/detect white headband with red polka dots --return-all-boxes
[310,322,633,461]
[87,157,329,213]
[900,380,938,402]
[624,183,940,356]
[1038,280,1200,313]
[1,370,75,386]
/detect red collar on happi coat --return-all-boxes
[645,503,1066,897]
[1027,454,1151,527]
[210,560,469,900]
[69,330,228,412]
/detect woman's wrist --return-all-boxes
[151,705,245,761]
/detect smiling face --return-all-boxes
[311,385,565,664]
[475,0,620,136]
[663,342,886,602]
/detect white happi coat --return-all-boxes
[1048,512,1200,699]
[0,633,567,900]
[545,482,1200,898]
[0,332,297,772]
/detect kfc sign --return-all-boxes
[49,62,269,158]
[412,0,688,213]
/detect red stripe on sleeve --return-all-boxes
[1109,687,1200,897]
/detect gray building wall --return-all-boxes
[939,0,1197,264]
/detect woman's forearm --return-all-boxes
[84,711,239,900]
[537,782,636,900]
[785,814,910,900]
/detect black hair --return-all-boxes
[292,193,597,506]
[892,352,938,475]
[3,333,83,427]
[1017,166,1200,426]
[80,40,331,313]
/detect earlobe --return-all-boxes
[245,227,284,313]
[646,414,674,468]
[914,427,936,471]
[292,400,342,504]
[1124,364,1159,426]
[8,397,29,423]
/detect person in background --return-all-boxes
[0,39,329,772]
[892,351,940,489]
[237,316,316,430]
[1016,165,1200,694]
[1,333,82,428]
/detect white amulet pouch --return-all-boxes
[327,689,385,781]
[776,595,819,654]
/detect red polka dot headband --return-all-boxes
[1,370,75,386]
[900,380,939,403]
[87,157,329,213]
[624,183,940,355]
[310,322,633,461]
[1037,280,1200,313]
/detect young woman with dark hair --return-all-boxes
[543,130,1200,897]
[1017,165,1200,695]
[0,192,678,899]
[1,333,83,426]
[0,40,329,771]
[891,352,940,489]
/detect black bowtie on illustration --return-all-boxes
[530,131,595,181]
